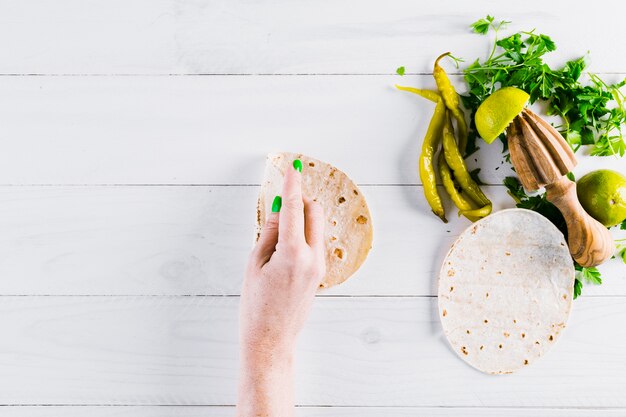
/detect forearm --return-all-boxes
[236,343,295,417]
[238,159,324,416]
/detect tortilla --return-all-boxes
[438,208,574,374]
[257,152,373,288]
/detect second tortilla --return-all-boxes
[438,208,574,374]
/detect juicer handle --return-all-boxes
[545,177,614,267]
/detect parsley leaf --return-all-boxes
[573,279,582,299]
[469,168,485,185]
[590,133,626,157]
[396,66,405,76]
[621,219,626,230]
[470,15,510,36]
[616,239,626,264]
[503,176,527,201]
[470,16,493,35]
[617,245,626,264]
[575,264,602,285]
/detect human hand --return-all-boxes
[237,159,325,417]
[240,158,326,354]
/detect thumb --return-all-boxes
[253,211,280,266]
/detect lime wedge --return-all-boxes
[476,87,530,143]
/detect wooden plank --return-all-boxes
[3,406,626,417]
[0,0,624,74]
[0,75,623,185]
[0,296,624,406]
[0,185,623,296]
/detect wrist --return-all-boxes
[238,339,295,416]
[240,336,294,367]
[239,337,295,393]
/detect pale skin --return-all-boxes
[237,161,326,417]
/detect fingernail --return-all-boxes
[293,159,302,172]
[271,195,282,212]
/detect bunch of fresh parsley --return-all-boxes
[461,15,626,158]
[504,176,626,298]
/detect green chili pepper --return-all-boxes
[420,98,448,223]
[442,113,492,214]
[397,75,488,221]
[460,204,492,219]
[438,151,481,222]
[434,53,469,155]
[395,85,440,103]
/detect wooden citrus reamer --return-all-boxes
[507,108,614,267]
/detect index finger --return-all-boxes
[278,159,305,244]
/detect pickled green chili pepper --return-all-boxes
[438,151,481,222]
[434,52,469,155]
[420,98,448,223]
[442,113,492,214]
[460,204,492,219]
[396,55,491,222]
[398,86,487,221]
[395,85,439,103]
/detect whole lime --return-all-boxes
[577,169,626,227]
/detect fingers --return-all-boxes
[278,161,305,244]
[253,212,279,266]
[304,197,325,252]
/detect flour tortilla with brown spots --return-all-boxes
[257,152,373,288]
[438,208,574,374]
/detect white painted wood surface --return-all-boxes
[1,76,624,185]
[1,0,625,415]
[4,407,626,417]
[1,297,625,406]
[0,186,623,296]
[0,0,625,74]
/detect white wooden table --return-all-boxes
[1,1,625,415]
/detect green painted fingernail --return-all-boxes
[293,159,302,172]
[271,195,282,212]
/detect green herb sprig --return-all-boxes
[461,16,626,157]
[575,264,602,299]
